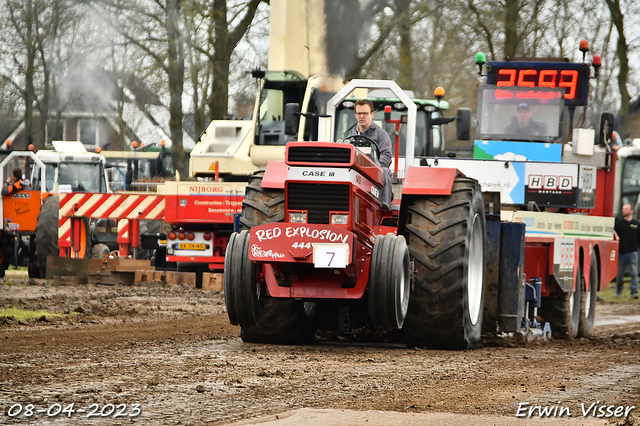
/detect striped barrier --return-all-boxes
[59,193,165,257]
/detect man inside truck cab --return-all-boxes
[1,168,31,196]
[504,103,547,136]
[347,99,393,209]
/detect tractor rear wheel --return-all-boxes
[239,170,285,230]
[578,252,599,338]
[368,233,410,331]
[402,177,486,350]
[35,196,60,278]
[224,230,315,344]
[540,272,581,339]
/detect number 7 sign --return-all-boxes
[312,243,349,268]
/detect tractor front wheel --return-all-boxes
[402,177,486,350]
[224,230,315,344]
[368,233,411,331]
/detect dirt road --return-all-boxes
[0,277,639,425]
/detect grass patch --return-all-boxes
[0,307,69,321]
[601,278,640,303]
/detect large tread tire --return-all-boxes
[369,233,411,331]
[402,177,486,350]
[578,252,598,338]
[35,196,60,278]
[540,273,581,340]
[239,170,285,230]
[224,230,315,344]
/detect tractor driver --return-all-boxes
[504,103,547,136]
[347,99,393,209]
[1,167,32,196]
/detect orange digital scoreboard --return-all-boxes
[486,61,591,106]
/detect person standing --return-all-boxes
[346,99,393,208]
[614,203,640,298]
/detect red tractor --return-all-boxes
[224,80,485,349]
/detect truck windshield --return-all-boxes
[621,157,640,210]
[334,108,440,157]
[476,86,564,142]
[256,72,307,145]
[57,162,105,193]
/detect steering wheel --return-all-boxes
[345,134,381,165]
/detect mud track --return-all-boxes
[0,276,639,425]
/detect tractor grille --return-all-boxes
[287,146,352,164]
[287,183,350,224]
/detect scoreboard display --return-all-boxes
[487,61,591,106]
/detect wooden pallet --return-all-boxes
[134,270,196,287]
[49,256,220,290]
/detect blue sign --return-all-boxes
[474,140,563,163]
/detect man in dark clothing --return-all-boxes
[1,168,31,196]
[614,203,640,298]
[504,103,547,136]
[346,99,393,208]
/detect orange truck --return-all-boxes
[0,142,109,278]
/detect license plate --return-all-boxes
[176,243,206,250]
[312,243,349,268]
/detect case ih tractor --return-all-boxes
[224,80,485,349]
[225,57,618,348]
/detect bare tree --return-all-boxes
[87,0,188,177]
[604,0,630,133]
[0,0,79,148]
[184,0,264,126]
[167,0,186,174]
[459,0,548,60]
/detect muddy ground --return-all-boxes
[0,273,639,425]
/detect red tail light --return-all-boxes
[178,232,186,240]
[203,232,212,241]
[187,232,195,241]
[168,231,176,240]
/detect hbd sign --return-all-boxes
[528,175,573,192]
[525,172,577,207]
